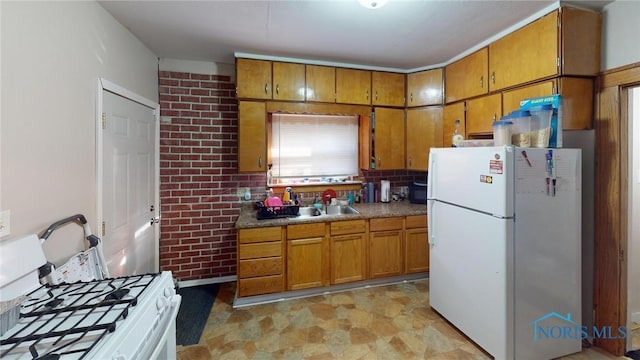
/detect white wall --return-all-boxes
[601,0,640,70]
[0,1,158,264]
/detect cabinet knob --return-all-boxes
[480,76,484,88]
[366,90,369,100]
[264,83,268,94]
[378,158,382,167]
[375,90,378,101]
[258,156,263,168]
[410,93,413,103]
[276,84,280,95]
[491,72,495,84]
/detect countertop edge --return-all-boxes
[235,202,428,229]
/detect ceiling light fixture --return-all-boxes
[359,0,388,9]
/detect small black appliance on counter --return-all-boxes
[409,181,427,204]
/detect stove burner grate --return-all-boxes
[0,273,160,360]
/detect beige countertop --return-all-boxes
[235,201,427,229]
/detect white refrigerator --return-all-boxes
[426,146,582,360]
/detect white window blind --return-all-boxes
[271,114,359,178]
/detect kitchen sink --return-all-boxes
[296,205,359,218]
[325,205,359,215]
[298,207,323,217]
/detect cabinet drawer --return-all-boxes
[370,217,403,231]
[406,215,427,229]
[331,220,366,235]
[238,226,282,244]
[238,275,283,297]
[238,257,282,278]
[238,241,282,260]
[287,222,325,239]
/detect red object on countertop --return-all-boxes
[322,189,337,203]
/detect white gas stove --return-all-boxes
[0,231,181,360]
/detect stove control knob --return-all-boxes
[156,297,169,313]
[164,287,176,298]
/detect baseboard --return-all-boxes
[178,275,237,288]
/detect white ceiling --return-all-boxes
[98,0,611,73]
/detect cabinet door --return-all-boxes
[501,77,594,130]
[405,228,429,273]
[272,62,305,101]
[445,48,488,103]
[374,108,405,170]
[236,58,272,99]
[287,237,326,290]
[238,101,266,172]
[443,102,466,147]
[407,68,443,107]
[406,107,443,171]
[336,68,371,105]
[560,7,601,76]
[466,93,502,135]
[331,233,366,284]
[557,77,594,130]
[502,80,555,115]
[306,65,335,103]
[372,71,405,107]
[369,230,403,278]
[489,11,559,91]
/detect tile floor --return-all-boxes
[176,280,636,360]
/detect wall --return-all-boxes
[601,0,640,348]
[158,61,426,282]
[0,2,158,264]
[601,0,640,70]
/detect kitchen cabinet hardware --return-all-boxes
[275,84,279,95]
[264,83,268,94]
[491,71,495,84]
[480,76,483,88]
[150,217,159,225]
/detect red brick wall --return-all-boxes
[158,70,427,282]
[158,71,266,281]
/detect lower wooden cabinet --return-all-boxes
[330,220,367,284]
[236,214,430,298]
[369,217,403,278]
[287,222,328,290]
[237,226,285,297]
[405,215,429,273]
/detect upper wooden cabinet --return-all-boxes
[373,107,405,170]
[272,62,305,101]
[443,103,466,147]
[406,107,443,171]
[238,101,267,172]
[488,7,601,92]
[466,93,502,135]
[306,65,335,103]
[236,58,272,99]
[445,48,488,103]
[372,71,405,107]
[336,68,371,105]
[407,68,443,107]
[502,77,594,130]
[237,59,305,101]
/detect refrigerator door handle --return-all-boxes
[427,200,435,245]
[427,152,435,199]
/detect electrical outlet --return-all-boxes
[0,209,11,237]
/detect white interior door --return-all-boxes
[101,88,158,277]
